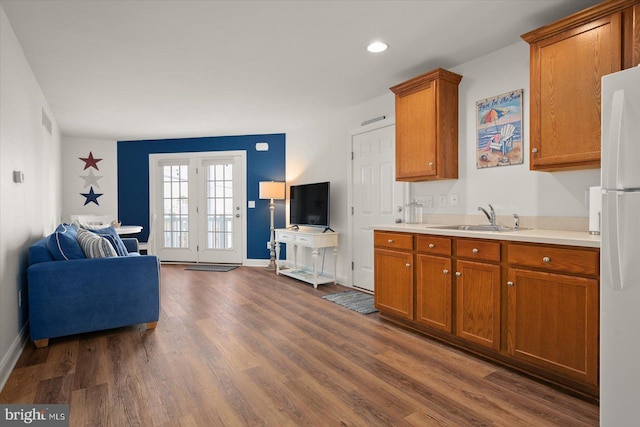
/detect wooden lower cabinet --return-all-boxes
[373,230,600,398]
[416,254,452,332]
[455,260,501,350]
[374,248,413,320]
[507,268,599,387]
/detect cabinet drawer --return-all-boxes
[417,235,451,256]
[277,232,295,243]
[456,239,500,262]
[295,234,313,245]
[374,232,414,251]
[508,243,598,276]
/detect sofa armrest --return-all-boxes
[27,255,160,341]
[122,238,139,253]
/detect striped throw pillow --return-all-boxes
[77,228,118,258]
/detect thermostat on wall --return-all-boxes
[13,171,24,183]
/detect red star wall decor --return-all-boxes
[79,152,102,170]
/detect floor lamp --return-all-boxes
[259,181,285,271]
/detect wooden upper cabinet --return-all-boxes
[390,68,462,181]
[522,0,640,171]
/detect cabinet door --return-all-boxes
[416,254,452,332]
[530,14,622,170]
[395,83,437,180]
[507,268,598,386]
[374,248,413,319]
[455,260,501,350]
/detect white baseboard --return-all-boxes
[244,259,270,267]
[0,322,29,393]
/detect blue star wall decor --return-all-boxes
[80,186,103,206]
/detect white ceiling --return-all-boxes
[2,0,601,141]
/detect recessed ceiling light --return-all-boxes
[367,41,388,53]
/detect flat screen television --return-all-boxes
[289,181,331,230]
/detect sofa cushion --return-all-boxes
[91,226,129,256]
[29,238,54,265]
[46,223,86,261]
[77,228,118,258]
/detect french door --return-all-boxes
[149,151,246,264]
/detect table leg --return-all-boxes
[332,247,338,285]
[312,248,320,289]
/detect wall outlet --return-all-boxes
[425,195,433,208]
[438,195,447,207]
[450,194,459,207]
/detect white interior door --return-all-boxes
[150,152,246,264]
[350,122,407,292]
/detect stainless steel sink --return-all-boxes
[426,224,525,232]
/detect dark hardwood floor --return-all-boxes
[0,264,599,426]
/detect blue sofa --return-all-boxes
[27,226,160,348]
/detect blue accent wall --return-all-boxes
[117,134,286,260]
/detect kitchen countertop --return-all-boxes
[372,223,600,248]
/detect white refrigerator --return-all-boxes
[600,65,640,426]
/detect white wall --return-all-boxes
[286,94,395,282]
[413,41,601,217]
[61,136,118,223]
[0,6,62,388]
[286,40,601,284]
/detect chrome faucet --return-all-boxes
[478,204,496,226]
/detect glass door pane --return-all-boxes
[162,164,189,248]
[205,163,233,250]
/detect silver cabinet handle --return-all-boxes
[428,161,434,167]
[455,272,461,277]
[443,269,449,275]
[542,256,550,263]
[472,248,479,254]
[406,263,411,268]
[532,148,539,153]
[388,239,394,243]
[507,281,514,287]
[429,243,435,249]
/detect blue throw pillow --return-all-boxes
[91,226,129,256]
[46,223,85,261]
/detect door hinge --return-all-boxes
[351,206,354,215]
[351,151,354,160]
[197,245,199,252]
[351,261,354,270]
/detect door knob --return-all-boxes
[472,248,479,254]
[443,269,449,275]
[429,243,435,248]
[235,214,240,218]
[455,272,461,277]
[507,281,514,287]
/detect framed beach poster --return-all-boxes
[476,89,523,168]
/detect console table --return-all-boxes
[274,228,339,288]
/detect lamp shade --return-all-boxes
[259,181,285,200]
